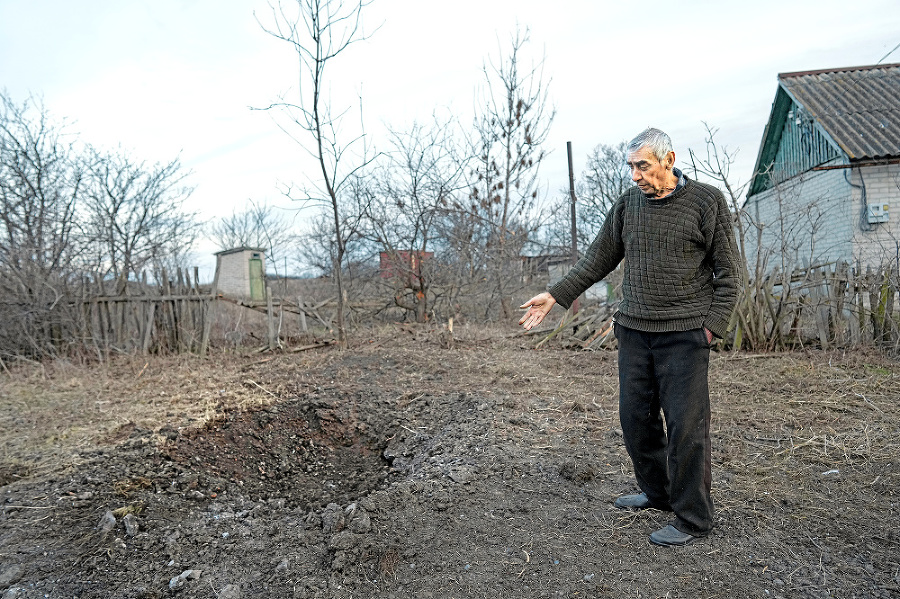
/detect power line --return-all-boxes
[875,40,900,65]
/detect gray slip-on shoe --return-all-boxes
[614,493,653,509]
[614,493,672,511]
[649,524,699,547]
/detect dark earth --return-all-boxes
[1,324,898,598]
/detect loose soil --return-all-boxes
[1,324,898,598]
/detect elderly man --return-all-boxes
[519,128,740,546]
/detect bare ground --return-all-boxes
[1,324,898,598]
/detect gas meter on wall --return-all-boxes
[867,203,890,224]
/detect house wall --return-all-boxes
[741,167,854,273]
[850,164,900,268]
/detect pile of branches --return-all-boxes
[527,302,618,350]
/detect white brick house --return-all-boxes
[743,64,900,272]
[214,247,267,300]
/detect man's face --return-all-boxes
[626,146,675,197]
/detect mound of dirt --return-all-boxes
[1,325,898,598]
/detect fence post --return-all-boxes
[298,296,308,334]
[266,285,277,350]
[846,265,860,344]
[810,267,830,348]
[142,302,156,354]
[200,262,220,357]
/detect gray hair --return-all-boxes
[626,128,673,162]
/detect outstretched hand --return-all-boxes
[518,292,557,331]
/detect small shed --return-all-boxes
[214,247,267,301]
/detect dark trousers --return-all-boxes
[615,323,714,535]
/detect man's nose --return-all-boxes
[631,167,641,181]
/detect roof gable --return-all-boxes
[780,63,900,160]
[749,63,900,196]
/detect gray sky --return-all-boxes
[2,0,899,275]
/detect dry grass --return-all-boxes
[0,349,319,482]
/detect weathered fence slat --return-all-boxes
[746,262,898,350]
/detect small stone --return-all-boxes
[169,569,202,591]
[448,467,474,484]
[275,559,290,572]
[328,530,358,551]
[187,490,207,501]
[123,513,140,537]
[98,510,116,534]
[2,587,23,599]
[218,584,241,599]
[0,563,24,586]
[321,503,345,533]
[349,510,372,534]
[583,573,595,582]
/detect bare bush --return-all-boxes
[82,146,200,290]
[462,27,555,320]
[0,93,84,357]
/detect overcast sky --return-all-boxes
[2,0,899,276]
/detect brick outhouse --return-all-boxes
[214,247,267,301]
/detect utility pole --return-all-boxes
[567,141,579,315]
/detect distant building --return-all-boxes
[215,247,267,300]
[379,250,433,284]
[744,63,900,271]
[520,253,571,285]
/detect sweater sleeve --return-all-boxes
[548,196,626,309]
[702,191,741,338]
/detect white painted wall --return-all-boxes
[850,164,900,268]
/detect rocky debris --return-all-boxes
[97,510,116,534]
[168,569,202,591]
[320,502,345,533]
[123,513,140,536]
[0,564,23,587]
[448,465,475,484]
[217,584,241,599]
[346,505,371,533]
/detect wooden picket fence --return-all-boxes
[71,261,900,356]
[744,261,898,350]
[81,267,216,356]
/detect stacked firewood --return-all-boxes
[527,302,618,350]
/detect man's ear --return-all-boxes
[665,151,675,170]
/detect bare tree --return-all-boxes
[257,0,374,347]
[578,141,631,246]
[0,92,83,356]
[82,146,200,290]
[464,27,555,319]
[360,117,468,322]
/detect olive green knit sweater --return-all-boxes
[548,176,741,339]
